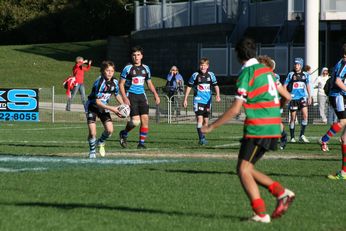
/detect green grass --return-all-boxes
[0,40,167,95]
[0,41,343,230]
[0,122,344,230]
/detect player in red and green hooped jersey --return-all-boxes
[202,38,294,223]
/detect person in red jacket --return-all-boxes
[66,56,92,111]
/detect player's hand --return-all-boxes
[183,100,188,108]
[201,125,212,134]
[307,97,312,105]
[215,95,221,102]
[88,60,92,65]
[123,97,130,106]
[155,96,160,105]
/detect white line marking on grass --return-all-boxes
[0,167,48,172]
[1,124,124,131]
[0,156,179,165]
[0,140,86,144]
[212,143,240,148]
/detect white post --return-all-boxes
[305,0,319,78]
[135,1,140,31]
[52,86,55,123]
[162,0,167,28]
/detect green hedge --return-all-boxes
[0,0,133,44]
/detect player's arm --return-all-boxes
[115,94,124,105]
[214,85,221,102]
[183,86,192,108]
[119,78,130,105]
[277,84,291,107]
[335,77,346,91]
[306,82,312,105]
[147,80,160,105]
[95,99,119,114]
[202,98,243,133]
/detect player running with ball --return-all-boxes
[202,38,294,223]
[85,61,124,159]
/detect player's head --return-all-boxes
[170,65,179,73]
[199,57,209,73]
[321,67,329,76]
[294,57,303,72]
[75,56,84,63]
[100,60,115,79]
[235,37,256,64]
[257,55,275,70]
[304,64,311,73]
[131,46,144,65]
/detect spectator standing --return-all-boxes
[316,67,330,123]
[166,66,184,115]
[66,56,92,111]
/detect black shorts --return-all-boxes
[329,95,346,120]
[128,93,149,117]
[238,138,278,164]
[86,103,112,124]
[289,98,307,111]
[194,103,210,118]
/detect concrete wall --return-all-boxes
[107,24,234,81]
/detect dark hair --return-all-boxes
[100,60,115,74]
[131,45,144,55]
[235,37,256,62]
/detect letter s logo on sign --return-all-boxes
[7,89,38,111]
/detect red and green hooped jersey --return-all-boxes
[236,63,281,138]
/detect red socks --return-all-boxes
[268,181,285,198]
[251,198,266,217]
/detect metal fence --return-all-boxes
[38,87,334,125]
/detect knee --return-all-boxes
[128,119,141,128]
[132,119,141,127]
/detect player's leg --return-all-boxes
[320,96,346,151]
[196,115,205,145]
[137,114,149,149]
[119,94,139,148]
[86,112,97,159]
[289,110,297,142]
[299,105,309,143]
[97,114,113,157]
[328,128,346,179]
[236,140,270,223]
[137,95,150,149]
[279,123,287,149]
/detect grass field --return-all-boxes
[0,40,167,95]
[0,122,344,230]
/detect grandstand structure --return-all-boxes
[108,0,346,82]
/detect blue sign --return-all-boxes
[0,89,39,121]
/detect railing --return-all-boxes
[38,87,333,125]
[135,0,237,31]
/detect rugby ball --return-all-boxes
[117,104,130,118]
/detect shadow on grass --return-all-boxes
[147,168,236,175]
[0,201,246,221]
[146,168,328,178]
